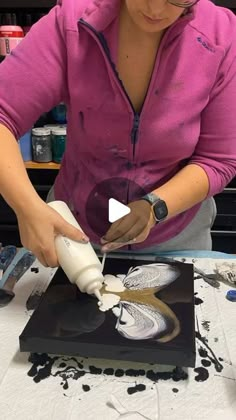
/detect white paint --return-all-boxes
[104,274,126,292]
[101,253,107,272]
[98,293,121,312]
[111,306,122,318]
[124,264,180,290]
[107,394,153,420]
[113,301,168,340]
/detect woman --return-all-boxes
[0,0,236,267]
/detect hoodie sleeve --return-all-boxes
[189,27,236,196]
[0,4,67,139]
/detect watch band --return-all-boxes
[141,192,162,205]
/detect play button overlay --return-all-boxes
[108,198,131,223]
[86,177,147,238]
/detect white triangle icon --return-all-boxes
[108,198,131,223]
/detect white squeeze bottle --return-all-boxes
[48,200,104,301]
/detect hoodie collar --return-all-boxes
[81,0,121,32]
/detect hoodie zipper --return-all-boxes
[79,18,140,156]
[79,12,192,160]
[131,114,140,156]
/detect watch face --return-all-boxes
[153,200,168,221]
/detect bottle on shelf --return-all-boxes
[0,13,24,57]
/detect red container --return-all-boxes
[0,25,24,56]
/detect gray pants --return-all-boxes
[143,197,217,252]
[47,186,216,252]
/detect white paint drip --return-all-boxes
[107,394,153,420]
[98,293,120,312]
[101,253,107,272]
[104,274,126,292]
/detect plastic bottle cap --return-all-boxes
[226,290,236,302]
[52,127,67,136]
[75,266,104,295]
[32,127,51,136]
[0,25,24,32]
[44,124,66,131]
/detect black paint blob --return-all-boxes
[146,367,188,383]
[82,385,91,392]
[28,353,86,390]
[103,368,114,376]
[89,366,102,375]
[31,267,39,273]
[125,369,146,377]
[28,353,58,383]
[172,388,179,393]
[126,369,143,377]
[199,347,208,358]
[138,370,146,376]
[127,384,146,395]
[196,332,223,373]
[194,367,209,382]
[194,296,203,306]
[201,359,211,368]
[115,369,125,377]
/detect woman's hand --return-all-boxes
[101,200,155,252]
[16,199,88,267]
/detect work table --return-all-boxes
[0,251,235,420]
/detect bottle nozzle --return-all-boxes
[94,289,103,303]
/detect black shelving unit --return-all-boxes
[0,169,58,246]
[0,0,55,8]
[214,0,236,7]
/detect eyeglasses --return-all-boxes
[168,0,199,8]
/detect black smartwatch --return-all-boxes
[141,193,168,223]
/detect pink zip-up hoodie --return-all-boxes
[0,0,236,249]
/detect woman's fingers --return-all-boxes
[55,217,89,243]
[101,222,148,252]
[101,200,152,251]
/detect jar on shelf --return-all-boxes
[31,127,52,163]
[52,127,67,163]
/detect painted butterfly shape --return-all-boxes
[104,263,181,343]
